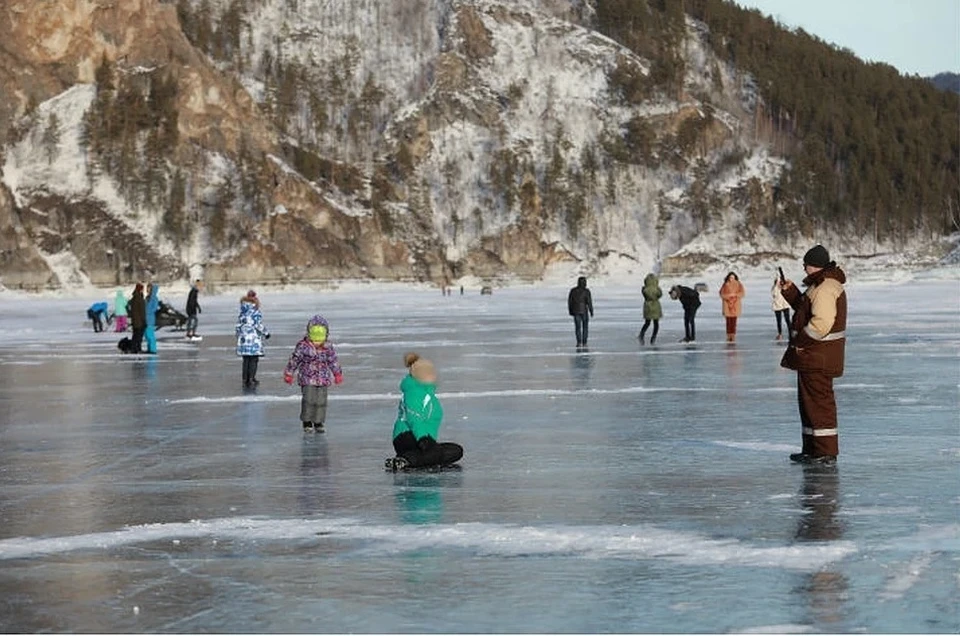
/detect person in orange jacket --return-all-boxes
[719,271,746,342]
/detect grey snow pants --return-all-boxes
[300,385,328,424]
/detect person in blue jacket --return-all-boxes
[86,301,109,333]
[144,283,159,354]
[236,290,270,388]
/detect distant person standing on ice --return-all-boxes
[236,290,270,388]
[113,288,128,332]
[638,272,662,345]
[669,284,701,343]
[780,245,847,465]
[185,279,203,338]
[283,315,343,433]
[144,283,159,354]
[386,353,463,471]
[129,283,146,353]
[567,276,594,348]
[771,273,791,340]
[719,272,746,343]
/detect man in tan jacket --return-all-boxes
[779,245,847,464]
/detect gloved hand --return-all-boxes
[334,372,343,385]
[283,372,294,385]
[417,436,436,452]
[264,333,271,340]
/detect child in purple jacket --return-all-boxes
[283,315,343,433]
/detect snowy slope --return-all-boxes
[0,0,952,293]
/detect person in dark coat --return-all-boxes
[128,283,147,353]
[185,279,203,338]
[779,245,847,464]
[567,276,594,348]
[669,284,701,343]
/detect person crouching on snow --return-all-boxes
[386,353,463,471]
[283,315,343,433]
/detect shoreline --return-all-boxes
[1,261,957,302]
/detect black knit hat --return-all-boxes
[803,244,831,268]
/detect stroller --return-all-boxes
[155,300,188,330]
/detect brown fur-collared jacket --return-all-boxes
[780,265,847,377]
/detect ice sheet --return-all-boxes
[0,278,957,632]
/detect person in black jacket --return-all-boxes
[669,285,701,343]
[128,283,147,353]
[567,276,594,348]
[185,279,203,338]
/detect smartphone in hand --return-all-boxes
[778,266,786,284]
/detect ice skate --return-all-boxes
[384,456,409,472]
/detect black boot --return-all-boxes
[790,453,837,465]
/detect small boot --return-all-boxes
[650,335,656,345]
[313,421,325,433]
[303,421,314,432]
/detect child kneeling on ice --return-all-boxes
[283,315,342,432]
[386,353,463,471]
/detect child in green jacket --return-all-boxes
[386,353,463,471]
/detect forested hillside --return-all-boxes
[594,0,960,243]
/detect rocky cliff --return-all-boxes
[0,0,869,290]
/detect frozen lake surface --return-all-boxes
[0,276,958,632]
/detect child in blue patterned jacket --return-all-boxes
[284,315,343,432]
[236,290,270,388]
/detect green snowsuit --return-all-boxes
[392,374,443,443]
[390,372,463,469]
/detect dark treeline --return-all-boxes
[594,0,960,242]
